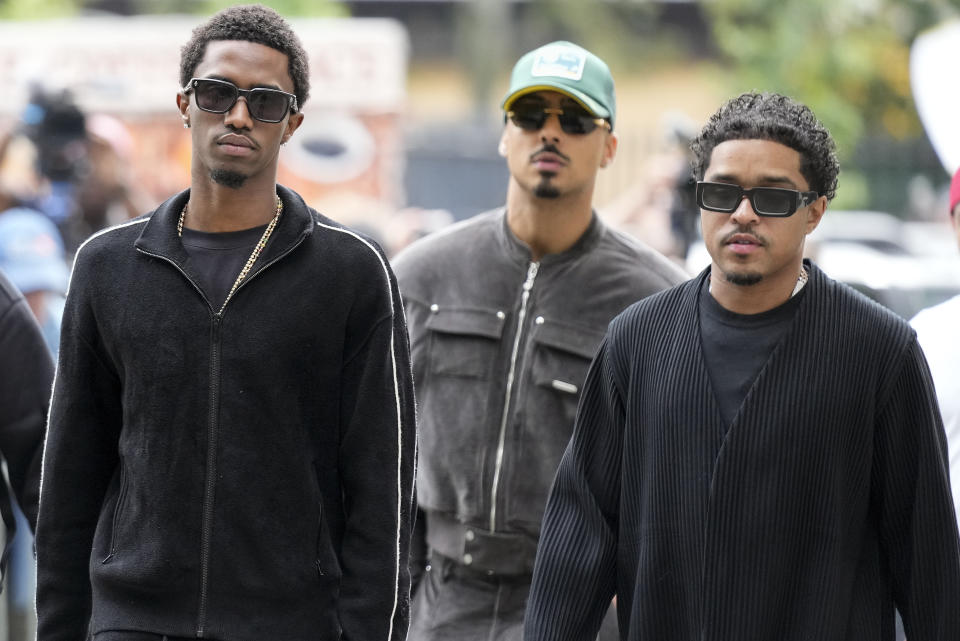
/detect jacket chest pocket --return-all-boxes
[426,307,506,380]
[529,321,605,424]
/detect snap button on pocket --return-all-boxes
[426,308,506,379]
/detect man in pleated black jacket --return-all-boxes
[525,92,960,641]
[35,6,416,641]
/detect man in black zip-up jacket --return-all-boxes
[35,6,416,641]
[525,93,960,640]
[392,41,686,641]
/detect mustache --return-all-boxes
[721,226,767,246]
[530,143,570,163]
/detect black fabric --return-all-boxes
[698,277,805,426]
[0,269,51,577]
[36,185,417,641]
[410,554,530,641]
[180,224,266,311]
[410,552,620,641]
[525,262,960,641]
[93,633,198,641]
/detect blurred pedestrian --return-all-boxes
[0,207,69,354]
[77,113,153,229]
[18,86,90,253]
[35,5,415,641]
[392,41,686,641]
[0,267,51,608]
[910,165,960,528]
[0,207,68,641]
[525,92,960,641]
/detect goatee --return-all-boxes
[724,270,763,286]
[533,175,560,199]
[211,169,247,189]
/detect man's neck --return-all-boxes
[184,177,279,233]
[505,183,594,262]
[708,261,807,315]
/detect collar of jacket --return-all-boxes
[134,183,316,273]
[496,207,606,267]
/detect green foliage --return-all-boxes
[704,0,956,157]
[0,0,80,19]
[524,0,680,66]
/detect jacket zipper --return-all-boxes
[136,232,308,638]
[489,261,539,531]
[196,313,221,638]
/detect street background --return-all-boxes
[1,0,960,639]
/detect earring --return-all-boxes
[183,121,190,129]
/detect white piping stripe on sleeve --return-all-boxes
[316,221,405,641]
[38,216,150,535]
[65,217,150,298]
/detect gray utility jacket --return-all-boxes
[393,209,687,577]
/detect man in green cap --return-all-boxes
[392,41,686,640]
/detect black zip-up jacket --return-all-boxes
[392,210,687,578]
[36,186,416,641]
[0,269,50,567]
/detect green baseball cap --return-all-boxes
[501,41,616,127]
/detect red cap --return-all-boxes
[951,166,960,216]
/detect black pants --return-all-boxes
[94,632,201,641]
[410,553,618,641]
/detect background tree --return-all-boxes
[705,0,960,210]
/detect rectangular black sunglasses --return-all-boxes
[696,181,818,217]
[506,105,610,135]
[184,77,298,123]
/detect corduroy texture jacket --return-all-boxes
[525,262,960,641]
[0,270,50,570]
[392,209,687,578]
[36,185,416,641]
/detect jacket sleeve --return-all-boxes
[874,336,960,639]
[337,255,417,641]
[0,287,53,532]
[35,257,123,641]
[524,335,623,641]
[397,294,429,596]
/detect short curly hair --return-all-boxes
[691,92,839,201]
[180,4,310,109]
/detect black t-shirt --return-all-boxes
[181,224,267,311]
[698,277,806,427]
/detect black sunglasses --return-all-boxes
[696,181,818,217]
[184,77,298,123]
[506,104,610,135]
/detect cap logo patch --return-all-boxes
[531,46,585,81]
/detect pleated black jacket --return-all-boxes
[525,261,960,641]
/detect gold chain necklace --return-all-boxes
[178,196,283,313]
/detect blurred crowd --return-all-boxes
[0,86,156,641]
[1,86,153,256]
